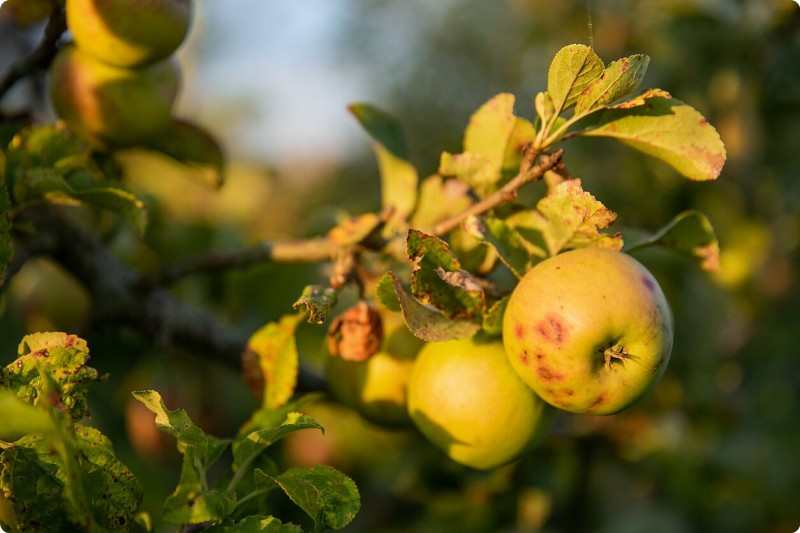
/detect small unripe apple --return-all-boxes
[48,45,180,148]
[407,336,553,470]
[66,0,192,67]
[327,312,424,426]
[503,248,674,415]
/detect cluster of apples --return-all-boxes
[328,249,674,470]
[48,0,192,148]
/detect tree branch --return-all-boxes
[429,148,563,236]
[0,5,67,102]
[11,208,327,393]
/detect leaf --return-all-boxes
[270,465,360,532]
[162,454,235,525]
[292,286,338,325]
[577,90,726,181]
[204,515,303,532]
[463,215,530,279]
[384,271,481,342]
[327,213,382,247]
[240,394,325,436]
[349,103,418,228]
[575,54,650,115]
[502,117,537,174]
[375,272,402,311]
[244,314,303,408]
[509,179,623,257]
[407,229,461,271]
[464,93,517,174]
[146,119,226,187]
[410,175,472,230]
[625,210,720,272]
[548,44,604,114]
[232,412,322,472]
[438,151,498,198]
[0,390,54,441]
[7,332,102,421]
[482,296,510,337]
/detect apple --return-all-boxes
[327,311,424,426]
[503,248,674,415]
[407,336,554,470]
[48,44,180,148]
[66,0,192,67]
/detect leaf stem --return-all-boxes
[429,148,563,236]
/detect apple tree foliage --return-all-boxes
[0,1,730,530]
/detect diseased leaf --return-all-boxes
[349,103,418,227]
[375,272,402,311]
[463,215,530,279]
[548,44,604,114]
[407,229,461,271]
[146,119,226,187]
[7,332,102,421]
[482,296,510,337]
[292,285,338,325]
[204,515,303,532]
[232,412,322,472]
[384,271,481,342]
[464,93,518,174]
[270,465,360,532]
[410,175,472,230]
[578,90,726,181]
[244,314,303,408]
[509,179,623,257]
[575,54,650,115]
[625,210,720,272]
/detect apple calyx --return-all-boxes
[602,345,629,370]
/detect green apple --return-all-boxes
[327,312,424,426]
[407,336,554,470]
[66,0,192,67]
[48,44,180,148]
[503,248,674,415]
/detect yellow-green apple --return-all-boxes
[503,248,673,415]
[48,45,180,148]
[327,312,424,426]
[66,0,192,67]
[407,336,553,470]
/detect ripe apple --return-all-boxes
[503,248,674,415]
[407,336,554,470]
[48,44,180,148]
[327,312,424,426]
[66,0,192,67]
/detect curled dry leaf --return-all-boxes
[327,301,383,362]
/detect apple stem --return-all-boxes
[603,346,628,370]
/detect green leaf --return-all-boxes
[205,515,303,532]
[547,44,604,114]
[482,296,510,337]
[270,465,360,532]
[438,151,498,198]
[464,93,517,174]
[577,89,726,181]
[349,103,418,227]
[534,92,555,128]
[575,54,650,115]
[240,394,325,436]
[407,229,461,271]
[244,314,304,408]
[625,210,720,272]
[232,412,322,472]
[292,285,338,325]
[0,390,54,441]
[410,175,472,230]
[383,271,481,342]
[375,272,402,311]
[463,215,530,279]
[7,332,102,421]
[508,179,623,257]
[145,119,226,187]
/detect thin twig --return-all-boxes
[429,148,563,236]
[0,5,67,102]
[142,237,340,287]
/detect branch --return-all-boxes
[0,5,67,102]
[429,149,564,236]
[142,237,340,287]
[12,208,327,393]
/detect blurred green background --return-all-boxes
[1,0,799,531]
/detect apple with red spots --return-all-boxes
[503,248,673,415]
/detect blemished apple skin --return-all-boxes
[503,248,674,416]
[407,336,554,470]
[67,0,192,67]
[48,45,180,148]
